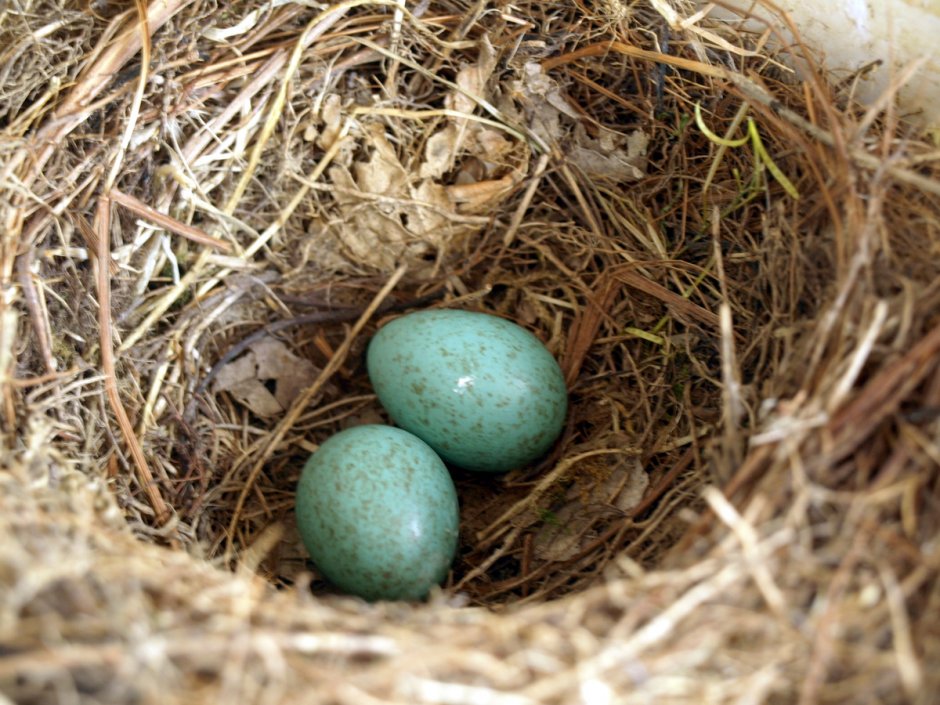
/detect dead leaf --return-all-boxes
[422,41,501,181]
[568,125,649,182]
[473,128,515,165]
[316,48,526,274]
[356,126,408,195]
[325,123,489,269]
[533,455,648,562]
[448,36,498,115]
[407,180,453,236]
[504,62,569,147]
[533,503,584,562]
[446,173,517,210]
[212,337,318,417]
[519,61,582,121]
[318,93,343,150]
[603,457,650,512]
[420,125,459,179]
[510,62,647,184]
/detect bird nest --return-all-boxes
[1,1,939,703]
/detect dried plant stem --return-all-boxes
[724,71,940,196]
[110,189,233,252]
[826,317,940,463]
[713,217,744,478]
[502,154,549,247]
[96,197,173,530]
[104,0,150,192]
[15,251,55,375]
[0,310,16,431]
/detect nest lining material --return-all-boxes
[1,0,939,703]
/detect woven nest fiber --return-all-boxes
[1,1,939,703]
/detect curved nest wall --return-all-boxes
[1,1,939,703]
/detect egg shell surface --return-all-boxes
[367,309,568,473]
[295,425,459,601]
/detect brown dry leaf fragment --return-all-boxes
[503,63,567,148]
[356,127,408,195]
[327,123,489,270]
[269,520,315,586]
[213,353,282,417]
[446,173,518,210]
[604,457,650,512]
[420,125,459,179]
[533,502,584,562]
[327,184,409,271]
[212,337,318,418]
[449,35,498,115]
[473,128,516,165]
[519,61,582,121]
[318,93,344,150]
[422,40,500,180]
[533,456,648,562]
[326,125,416,269]
[345,408,386,428]
[568,126,649,182]
[513,61,647,182]
[407,180,453,237]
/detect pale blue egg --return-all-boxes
[367,309,568,473]
[295,425,459,601]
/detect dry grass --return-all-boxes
[1,0,939,703]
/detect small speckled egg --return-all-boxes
[295,425,459,601]
[367,309,568,473]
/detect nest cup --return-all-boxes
[2,1,939,703]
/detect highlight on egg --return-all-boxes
[295,424,460,601]
[367,309,568,473]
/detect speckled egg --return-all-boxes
[367,309,568,473]
[295,425,459,601]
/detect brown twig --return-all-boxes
[614,268,721,331]
[96,196,173,530]
[110,189,233,252]
[825,318,940,463]
[15,250,56,375]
